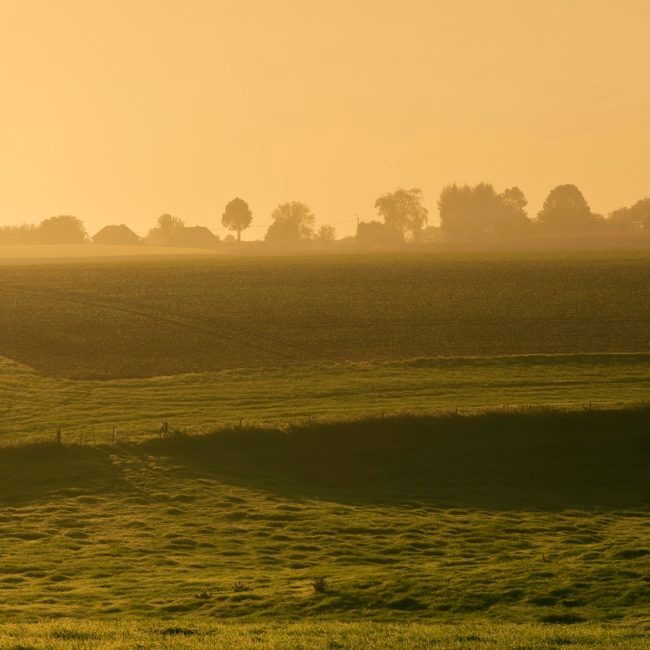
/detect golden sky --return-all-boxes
[1,0,649,238]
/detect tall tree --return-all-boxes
[439,183,531,240]
[500,186,528,214]
[375,188,428,240]
[265,202,315,243]
[494,186,531,236]
[438,184,479,240]
[438,183,494,239]
[222,197,253,242]
[537,184,603,232]
[37,215,87,244]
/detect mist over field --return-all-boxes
[1,1,649,648]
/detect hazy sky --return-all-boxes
[1,0,649,238]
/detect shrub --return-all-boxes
[311,577,328,593]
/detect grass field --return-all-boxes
[0,410,648,627]
[1,252,649,647]
[1,353,649,446]
[1,251,648,379]
[0,620,647,649]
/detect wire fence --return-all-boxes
[8,398,649,449]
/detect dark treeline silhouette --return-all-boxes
[0,215,87,245]
[1,184,649,249]
[438,184,530,241]
[608,198,650,233]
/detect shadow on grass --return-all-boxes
[0,443,127,505]
[149,406,650,510]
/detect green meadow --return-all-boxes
[1,353,649,446]
[0,621,646,649]
[0,253,649,647]
[0,411,648,628]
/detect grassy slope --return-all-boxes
[0,409,648,627]
[1,353,649,446]
[1,251,649,379]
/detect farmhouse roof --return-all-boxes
[93,224,141,244]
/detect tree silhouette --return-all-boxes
[265,202,315,243]
[37,215,87,244]
[157,213,185,234]
[500,186,527,214]
[439,183,531,240]
[0,224,37,245]
[608,198,650,232]
[438,184,479,240]
[222,198,253,242]
[317,225,336,242]
[537,184,603,233]
[494,186,531,236]
[146,214,185,246]
[375,188,428,240]
[438,183,491,239]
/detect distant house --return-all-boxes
[170,226,220,249]
[356,220,404,247]
[93,224,141,245]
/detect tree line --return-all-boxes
[1,183,648,247]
